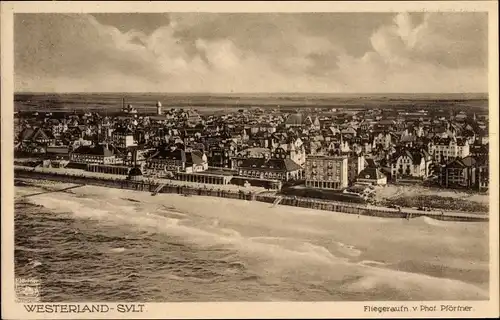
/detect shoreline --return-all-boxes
[14,166,488,223]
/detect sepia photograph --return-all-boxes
[1,1,498,319]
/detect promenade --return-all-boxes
[14,165,488,222]
[17,166,267,193]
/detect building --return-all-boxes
[145,147,208,175]
[237,156,302,181]
[372,132,392,149]
[271,140,306,167]
[303,116,321,130]
[51,122,68,137]
[390,148,432,179]
[87,164,131,175]
[470,143,488,159]
[284,113,303,128]
[18,127,54,145]
[186,110,203,126]
[304,155,348,190]
[176,171,234,185]
[121,147,148,166]
[356,167,387,186]
[236,147,271,159]
[146,148,187,174]
[476,157,489,191]
[45,145,70,160]
[209,146,237,169]
[184,150,209,173]
[440,155,489,190]
[428,137,470,163]
[70,144,117,165]
[111,127,137,149]
[440,156,477,188]
[348,154,366,185]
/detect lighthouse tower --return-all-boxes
[156,101,162,115]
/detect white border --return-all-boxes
[1,2,498,319]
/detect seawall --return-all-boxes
[14,168,488,222]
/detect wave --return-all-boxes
[15,245,51,253]
[125,272,141,279]
[409,215,480,228]
[419,216,453,227]
[167,274,185,281]
[31,260,43,268]
[206,220,242,238]
[335,242,362,257]
[228,261,247,270]
[57,278,96,284]
[241,274,260,281]
[388,259,489,287]
[22,187,489,301]
[246,237,346,265]
[358,260,387,267]
[346,268,489,300]
[29,193,347,267]
[167,273,219,284]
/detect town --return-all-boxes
[14,96,489,209]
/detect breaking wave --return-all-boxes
[15,184,489,301]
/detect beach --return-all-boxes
[14,180,489,302]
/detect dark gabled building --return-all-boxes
[145,147,208,174]
[356,166,387,186]
[146,148,187,173]
[208,145,237,169]
[70,144,116,165]
[184,150,208,173]
[237,157,302,181]
[284,113,303,128]
[440,156,478,189]
[18,127,54,144]
[45,145,70,160]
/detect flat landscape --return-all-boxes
[14,92,489,113]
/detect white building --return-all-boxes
[390,149,432,179]
[428,137,470,163]
[372,132,392,149]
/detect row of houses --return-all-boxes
[37,138,488,192]
[15,102,489,191]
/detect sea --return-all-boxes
[14,181,489,302]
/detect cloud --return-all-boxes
[368,12,487,69]
[14,12,488,93]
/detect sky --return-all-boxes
[14,12,488,93]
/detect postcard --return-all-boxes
[1,1,498,319]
